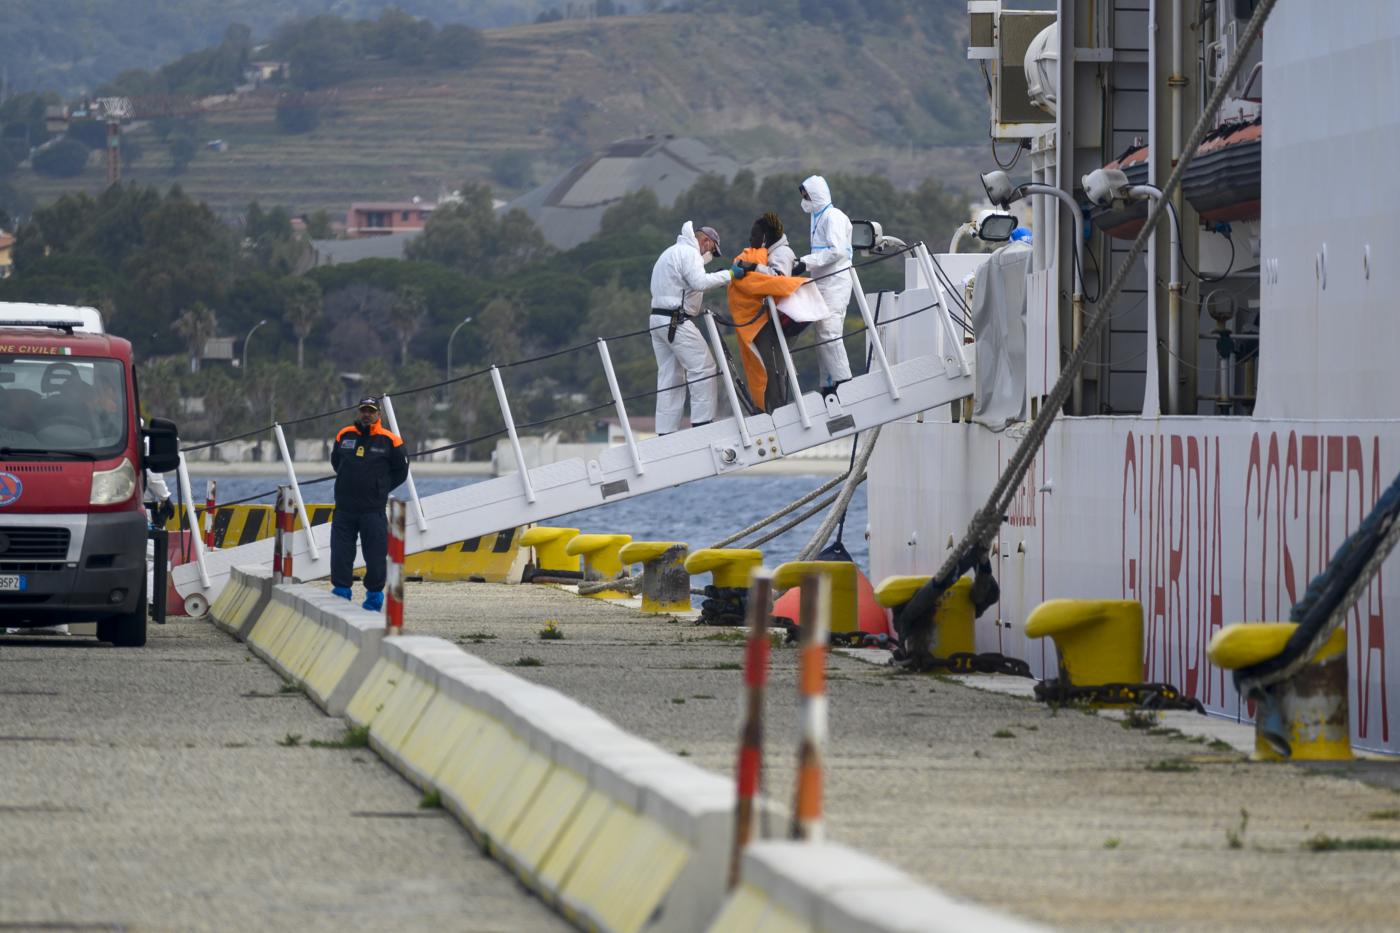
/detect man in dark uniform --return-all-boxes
[329,396,409,611]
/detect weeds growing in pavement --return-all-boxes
[1122,709,1157,730]
[278,733,303,747]
[514,657,544,667]
[538,621,564,640]
[1145,758,1198,773]
[992,729,1015,739]
[1103,838,1120,849]
[1305,835,1400,852]
[1226,808,1249,849]
[278,682,302,695]
[309,725,371,749]
[460,631,497,644]
[1368,809,1400,820]
[712,662,741,670]
[419,790,441,809]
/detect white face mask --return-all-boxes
[801,198,815,214]
[701,250,714,263]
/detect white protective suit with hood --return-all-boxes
[648,221,735,433]
[798,175,854,386]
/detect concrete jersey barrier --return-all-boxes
[218,567,1041,933]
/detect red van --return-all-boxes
[0,305,179,646]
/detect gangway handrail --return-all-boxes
[491,365,536,503]
[702,311,754,448]
[598,338,645,475]
[848,267,900,400]
[380,393,429,532]
[174,451,212,589]
[273,423,321,562]
[764,297,810,429]
[177,245,927,459]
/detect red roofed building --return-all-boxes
[346,200,434,238]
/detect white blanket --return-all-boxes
[775,283,830,322]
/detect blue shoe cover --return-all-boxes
[331,586,353,601]
[362,590,385,612]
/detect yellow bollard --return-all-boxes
[684,548,765,590]
[618,541,690,614]
[1024,599,1143,705]
[1207,622,1352,761]
[873,576,975,656]
[520,526,581,578]
[565,533,633,599]
[772,561,858,635]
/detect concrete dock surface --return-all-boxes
[397,580,1400,932]
[0,622,566,932]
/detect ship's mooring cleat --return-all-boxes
[362,590,384,613]
[331,586,353,601]
[618,541,690,613]
[564,533,632,599]
[773,560,859,635]
[1023,599,1201,712]
[519,526,582,581]
[1024,600,1143,706]
[684,548,764,625]
[877,576,975,655]
[1208,623,1353,761]
[891,547,999,669]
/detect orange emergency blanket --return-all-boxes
[726,246,808,410]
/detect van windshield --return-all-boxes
[0,355,129,457]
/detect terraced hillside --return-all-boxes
[16,7,987,217]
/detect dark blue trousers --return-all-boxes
[330,509,388,591]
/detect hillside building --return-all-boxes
[506,136,738,250]
[346,200,435,238]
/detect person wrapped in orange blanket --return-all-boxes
[727,213,808,412]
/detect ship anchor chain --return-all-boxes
[1033,679,1206,713]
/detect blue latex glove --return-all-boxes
[729,263,747,280]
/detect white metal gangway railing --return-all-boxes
[173,246,973,609]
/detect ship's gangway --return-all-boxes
[173,245,975,610]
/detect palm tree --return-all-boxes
[281,277,323,368]
[389,284,427,367]
[173,303,218,373]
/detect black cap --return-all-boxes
[357,396,380,410]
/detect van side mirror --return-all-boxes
[143,418,181,474]
[851,220,882,252]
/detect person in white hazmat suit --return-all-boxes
[648,221,746,434]
[794,175,853,390]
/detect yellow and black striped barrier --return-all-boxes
[168,503,522,583]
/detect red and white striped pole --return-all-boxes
[729,566,773,889]
[386,497,406,633]
[272,485,287,583]
[278,485,295,582]
[792,572,830,842]
[203,479,217,549]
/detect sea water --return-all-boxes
[185,473,869,570]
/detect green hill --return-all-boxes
[0,0,568,97]
[10,6,988,218]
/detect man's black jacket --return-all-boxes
[330,421,409,514]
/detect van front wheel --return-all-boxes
[97,584,147,648]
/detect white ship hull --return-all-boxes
[870,415,1400,753]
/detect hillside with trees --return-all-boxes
[0,166,964,450]
[2,2,984,221]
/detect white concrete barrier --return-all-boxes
[228,582,1040,933]
[711,841,1045,933]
